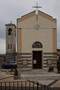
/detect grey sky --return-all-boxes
[0,0,60,53]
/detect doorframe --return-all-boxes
[32,50,43,69]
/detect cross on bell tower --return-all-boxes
[10,21,12,23]
[33,2,41,21]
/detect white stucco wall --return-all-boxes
[17,11,57,53]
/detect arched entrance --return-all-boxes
[32,41,43,69]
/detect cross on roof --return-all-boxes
[33,2,41,15]
[10,21,12,23]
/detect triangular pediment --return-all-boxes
[17,10,55,21]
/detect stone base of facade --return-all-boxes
[16,53,57,72]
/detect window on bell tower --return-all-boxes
[8,44,12,49]
[8,28,12,36]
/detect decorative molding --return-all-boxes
[17,53,32,55]
[43,52,57,55]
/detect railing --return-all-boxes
[0,80,50,90]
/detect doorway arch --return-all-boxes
[32,41,43,69]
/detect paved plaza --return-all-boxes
[0,69,60,87]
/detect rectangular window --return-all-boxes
[8,44,12,49]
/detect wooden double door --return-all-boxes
[33,51,42,69]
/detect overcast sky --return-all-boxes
[0,0,60,54]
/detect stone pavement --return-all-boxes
[50,80,60,87]
[0,69,60,86]
[0,69,13,80]
[19,69,60,86]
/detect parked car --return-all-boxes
[2,61,17,69]
[57,60,60,73]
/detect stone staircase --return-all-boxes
[18,69,60,80]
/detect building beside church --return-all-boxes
[5,10,57,71]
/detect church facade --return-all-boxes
[16,10,57,70]
[5,10,57,71]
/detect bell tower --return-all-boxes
[5,23,16,61]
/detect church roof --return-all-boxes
[17,10,56,21]
[5,23,16,28]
